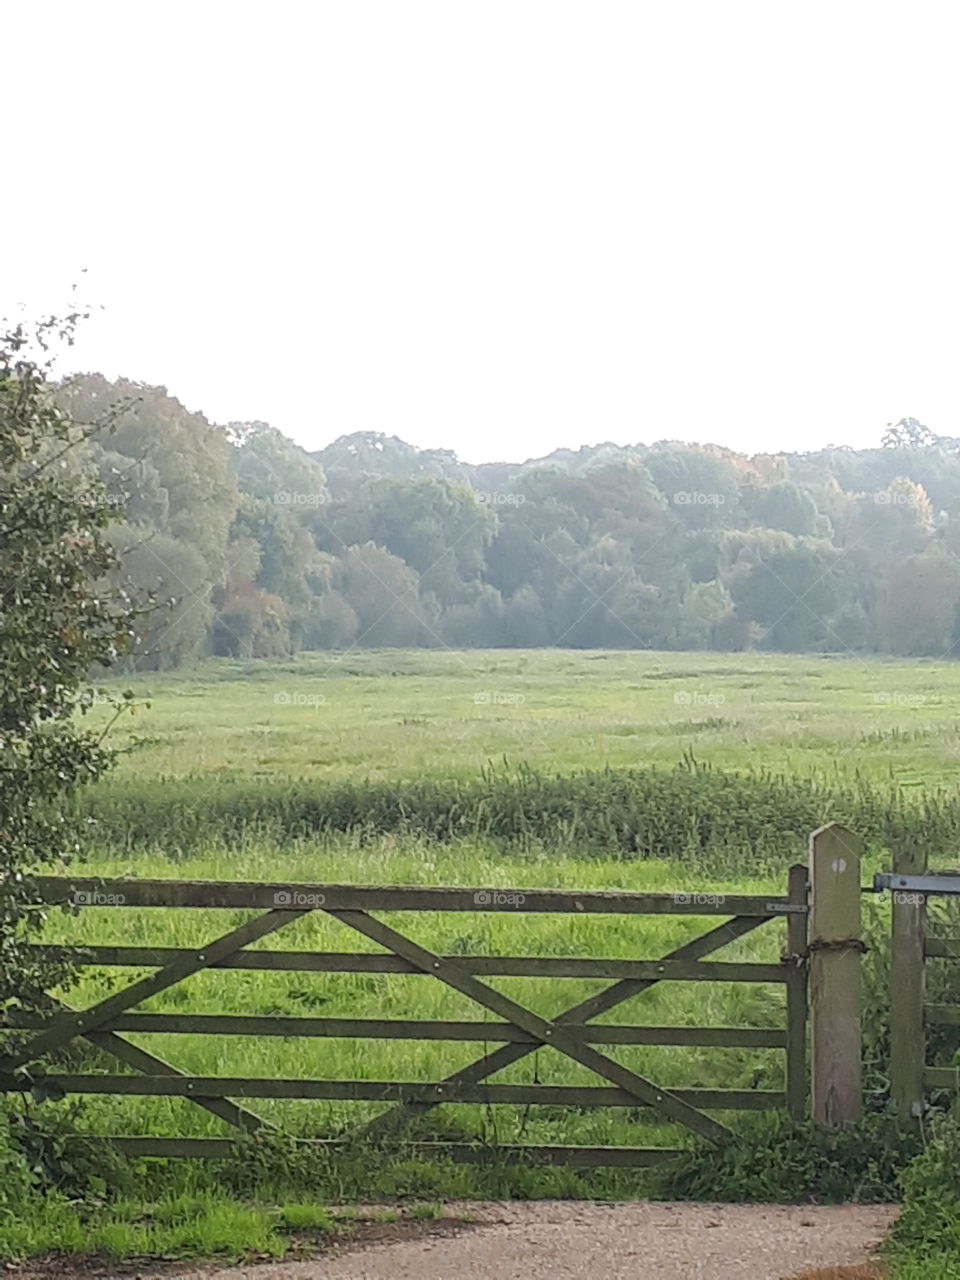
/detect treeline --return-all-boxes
[58,374,960,666]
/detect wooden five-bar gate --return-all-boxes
[0,828,866,1166]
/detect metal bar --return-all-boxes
[875,873,960,897]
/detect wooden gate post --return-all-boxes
[890,838,926,1126]
[809,824,863,1126]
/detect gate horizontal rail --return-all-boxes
[96,1138,684,1166]
[35,876,801,916]
[4,1011,786,1047]
[0,1075,784,1109]
[25,946,785,980]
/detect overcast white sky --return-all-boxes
[2,1,957,463]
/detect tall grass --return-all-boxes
[76,757,960,864]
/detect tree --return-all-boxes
[56,374,238,584]
[876,553,960,656]
[727,534,843,651]
[335,543,430,647]
[1,316,134,1015]
[229,420,329,517]
[53,375,241,672]
[676,581,735,649]
[742,481,820,537]
[846,477,934,560]
[343,477,496,606]
[644,446,742,529]
[108,526,210,670]
[882,417,938,449]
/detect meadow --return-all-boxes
[55,649,949,1160]
[11,648,959,1262]
[86,648,960,786]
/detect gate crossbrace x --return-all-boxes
[360,914,764,1143]
[330,909,740,1147]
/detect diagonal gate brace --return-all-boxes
[361,914,765,1140]
[3,1000,270,1135]
[329,909,734,1147]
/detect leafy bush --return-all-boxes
[661,1111,922,1204]
[0,1112,36,1222]
[887,1112,960,1271]
[1,317,134,1014]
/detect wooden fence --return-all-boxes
[0,828,867,1166]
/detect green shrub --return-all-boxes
[888,1112,960,1270]
[661,1111,921,1204]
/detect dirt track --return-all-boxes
[168,1201,897,1280]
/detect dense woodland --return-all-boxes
[57,374,960,667]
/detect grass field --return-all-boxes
[9,649,957,1264]
[85,648,960,787]
[52,649,921,1173]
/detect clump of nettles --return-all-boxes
[661,1111,922,1204]
[0,313,135,1017]
[887,1112,960,1265]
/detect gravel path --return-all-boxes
[168,1201,897,1280]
